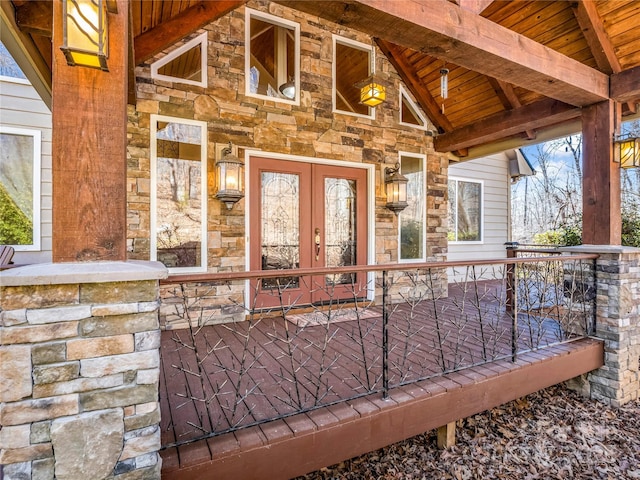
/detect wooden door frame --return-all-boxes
[243,150,376,308]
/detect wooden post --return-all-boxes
[51,0,128,261]
[437,421,456,449]
[581,100,621,245]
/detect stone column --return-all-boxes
[562,246,640,407]
[0,261,167,480]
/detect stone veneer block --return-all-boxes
[67,334,135,360]
[80,384,158,412]
[26,305,92,325]
[120,426,161,461]
[50,409,124,480]
[80,311,159,337]
[32,362,79,385]
[80,281,158,304]
[0,424,31,449]
[0,345,32,402]
[0,443,52,465]
[80,350,159,377]
[1,308,27,326]
[1,321,80,345]
[1,394,79,426]
[31,341,67,365]
[32,374,124,399]
[0,284,79,311]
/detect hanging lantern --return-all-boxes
[357,76,386,107]
[440,68,449,99]
[614,133,640,169]
[215,143,245,209]
[61,0,109,71]
[384,163,408,214]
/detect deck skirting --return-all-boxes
[161,337,604,480]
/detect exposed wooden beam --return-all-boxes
[457,0,493,14]
[610,66,640,104]
[134,0,246,64]
[582,100,620,245]
[376,39,452,133]
[570,0,617,75]
[276,0,609,107]
[14,0,52,37]
[487,77,536,140]
[434,98,580,152]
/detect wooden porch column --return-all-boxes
[581,100,621,245]
[51,0,128,262]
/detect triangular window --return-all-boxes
[151,32,207,88]
[399,86,431,130]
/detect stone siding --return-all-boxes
[126,1,449,328]
[0,262,166,480]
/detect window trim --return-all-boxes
[0,125,41,251]
[448,176,484,245]
[150,114,208,273]
[244,8,300,105]
[397,151,427,263]
[332,35,375,120]
[151,32,208,88]
[399,85,430,131]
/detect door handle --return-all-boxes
[314,228,321,261]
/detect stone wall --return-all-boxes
[126,1,450,328]
[563,246,640,407]
[0,262,167,480]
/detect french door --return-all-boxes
[249,157,368,308]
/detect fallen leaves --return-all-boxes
[297,385,640,480]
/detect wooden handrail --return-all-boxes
[162,254,599,284]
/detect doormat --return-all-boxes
[287,308,380,328]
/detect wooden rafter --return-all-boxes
[457,0,493,14]
[610,66,640,104]
[276,0,609,107]
[434,98,580,152]
[134,0,246,64]
[376,39,451,133]
[14,0,51,37]
[487,78,536,140]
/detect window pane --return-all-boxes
[325,177,357,285]
[155,121,204,269]
[335,41,369,116]
[0,41,27,79]
[456,181,481,241]
[400,156,424,260]
[249,16,296,99]
[158,42,202,82]
[0,132,34,245]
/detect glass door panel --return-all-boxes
[260,172,300,289]
[324,177,357,286]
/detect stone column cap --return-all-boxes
[0,261,168,287]
[559,245,640,255]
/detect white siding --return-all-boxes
[447,154,509,280]
[1,78,53,264]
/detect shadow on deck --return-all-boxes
[158,278,604,479]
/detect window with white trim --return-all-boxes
[448,178,483,243]
[245,8,300,103]
[151,115,208,272]
[399,153,426,261]
[399,86,429,130]
[333,36,374,118]
[0,126,41,250]
[151,32,208,88]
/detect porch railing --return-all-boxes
[158,254,597,450]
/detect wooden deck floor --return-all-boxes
[158,282,604,479]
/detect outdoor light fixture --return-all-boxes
[61,0,110,71]
[440,68,449,99]
[355,39,386,107]
[279,79,295,100]
[614,133,640,169]
[384,163,408,214]
[216,142,244,209]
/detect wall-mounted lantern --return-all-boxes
[279,79,295,100]
[215,142,244,209]
[61,0,111,71]
[614,133,640,169]
[385,163,408,214]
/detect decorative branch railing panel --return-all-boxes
[158,255,597,450]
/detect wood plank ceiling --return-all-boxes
[6,0,640,157]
